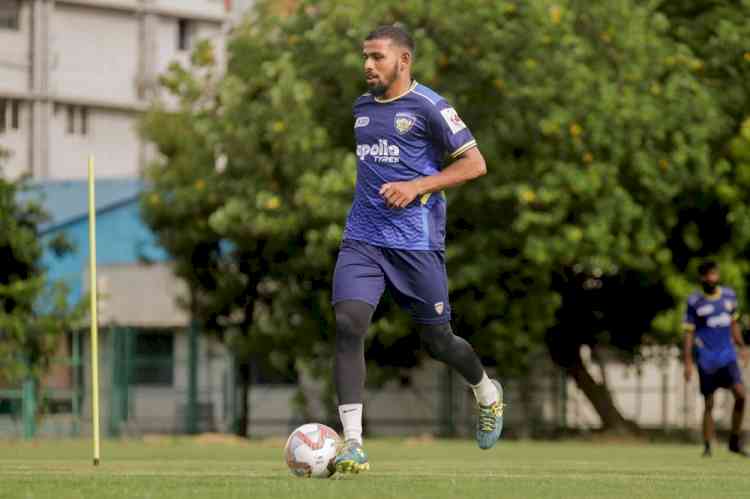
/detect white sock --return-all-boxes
[471,372,498,406]
[338,403,363,444]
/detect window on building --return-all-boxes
[131,332,174,386]
[0,0,20,30]
[0,99,24,133]
[80,107,87,135]
[0,99,6,133]
[64,105,89,135]
[10,100,20,130]
[177,19,192,51]
[66,105,75,134]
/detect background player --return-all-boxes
[683,260,748,457]
[331,25,504,474]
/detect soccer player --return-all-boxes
[331,25,503,475]
[683,260,749,457]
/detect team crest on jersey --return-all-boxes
[394,112,416,135]
[434,302,444,315]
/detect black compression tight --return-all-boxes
[418,322,484,385]
[334,300,374,405]
[334,300,485,405]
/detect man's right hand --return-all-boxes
[684,363,693,382]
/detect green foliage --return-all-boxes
[0,157,83,384]
[141,0,750,411]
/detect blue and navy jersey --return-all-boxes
[343,81,477,250]
[683,287,740,373]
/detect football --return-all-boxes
[283,423,341,478]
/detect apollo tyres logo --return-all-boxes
[356,139,401,164]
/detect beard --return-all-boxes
[368,61,400,97]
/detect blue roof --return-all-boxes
[19,178,143,233]
[16,178,170,308]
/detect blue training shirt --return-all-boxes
[683,287,740,373]
[344,81,477,250]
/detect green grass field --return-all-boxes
[2,436,750,498]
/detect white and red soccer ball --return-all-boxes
[283,423,341,478]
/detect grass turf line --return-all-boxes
[1,438,750,498]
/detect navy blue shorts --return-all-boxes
[332,239,451,325]
[698,362,743,396]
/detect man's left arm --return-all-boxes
[379,147,486,209]
[732,317,748,367]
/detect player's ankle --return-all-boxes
[471,373,498,406]
[729,433,741,448]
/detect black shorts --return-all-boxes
[698,362,743,396]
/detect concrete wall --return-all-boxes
[0,1,31,178]
[563,346,750,432]
[48,105,141,178]
[0,99,31,178]
[0,0,227,181]
[51,5,140,106]
[155,0,227,18]
[0,0,30,94]
[127,331,231,434]
[93,263,189,328]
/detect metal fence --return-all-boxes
[1,336,742,440]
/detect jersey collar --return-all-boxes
[374,80,418,103]
[703,288,722,300]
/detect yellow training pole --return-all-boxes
[88,155,101,466]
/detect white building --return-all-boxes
[0,0,229,180]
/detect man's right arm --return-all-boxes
[683,298,697,382]
[684,327,695,382]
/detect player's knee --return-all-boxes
[335,311,367,352]
[419,323,454,360]
[334,301,371,338]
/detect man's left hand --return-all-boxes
[379,181,420,209]
[740,346,749,368]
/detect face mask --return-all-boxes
[702,282,717,294]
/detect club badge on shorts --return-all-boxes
[394,112,416,135]
[434,302,444,315]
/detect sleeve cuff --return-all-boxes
[449,140,478,159]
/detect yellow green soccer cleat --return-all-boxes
[476,379,504,450]
[334,439,370,475]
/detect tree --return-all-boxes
[141,0,750,434]
[0,152,82,398]
[141,38,355,434]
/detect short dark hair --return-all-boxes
[365,25,415,55]
[698,260,718,276]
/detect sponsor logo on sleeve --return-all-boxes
[434,302,444,315]
[440,107,467,134]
